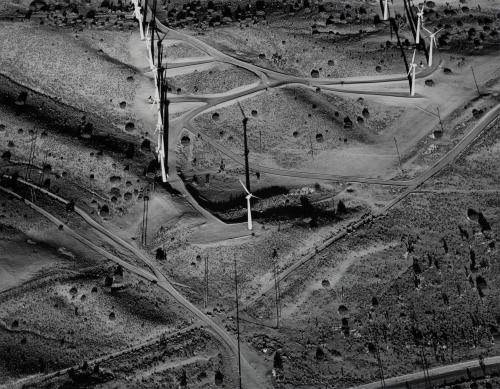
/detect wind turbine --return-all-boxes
[423,27,443,67]
[408,49,417,96]
[239,179,259,231]
[415,2,425,44]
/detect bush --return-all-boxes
[86,9,96,19]
[1,150,11,161]
[274,350,283,369]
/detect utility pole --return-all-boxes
[471,66,481,97]
[309,132,314,160]
[273,256,281,328]
[259,129,262,153]
[419,346,431,389]
[142,194,149,246]
[376,344,386,388]
[38,149,48,187]
[204,256,208,310]
[234,258,242,389]
[394,137,403,172]
[26,129,37,181]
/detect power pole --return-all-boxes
[38,150,48,187]
[234,258,242,389]
[204,256,209,310]
[259,129,262,153]
[394,137,403,172]
[309,132,314,160]
[471,66,481,97]
[142,194,149,246]
[26,129,37,181]
[273,257,281,328]
[376,344,386,388]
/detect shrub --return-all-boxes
[315,346,325,360]
[274,350,283,369]
[86,9,96,19]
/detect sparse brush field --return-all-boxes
[191,86,407,170]
[24,327,225,389]
[0,103,154,215]
[0,262,193,384]
[164,39,209,60]
[430,117,500,190]
[0,21,141,134]
[241,188,499,387]
[190,22,426,78]
[168,62,258,95]
[237,125,500,387]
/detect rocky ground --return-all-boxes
[0,0,499,388]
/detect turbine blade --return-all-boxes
[239,179,251,195]
[412,49,416,64]
[237,101,246,119]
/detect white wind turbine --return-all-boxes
[415,3,425,44]
[155,115,167,182]
[408,49,417,96]
[146,25,155,70]
[239,180,259,231]
[422,27,443,67]
[132,4,145,40]
[383,0,389,21]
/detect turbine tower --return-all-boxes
[239,180,259,231]
[415,3,425,44]
[132,2,145,40]
[408,49,417,96]
[383,0,389,21]
[423,27,443,67]
[237,102,251,193]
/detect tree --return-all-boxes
[478,212,491,232]
[1,150,11,161]
[104,275,113,287]
[214,370,224,385]
[274,350,283,369]
[315,346,325,360]
[66,199,75,212]
[114,265,123,277]
[156,248,166,261]
[337,200,347,214]
[179,369,187,387]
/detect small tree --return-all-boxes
[214,370,224,385]
[179,369,187,388]
[337,200,347,214]
[274,350,283,369]
[478,212,491,232]
[315,346,325,360]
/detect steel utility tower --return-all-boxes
[234,258,242,389]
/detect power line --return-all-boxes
[471,66,481,97]
[234,258,242,389]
